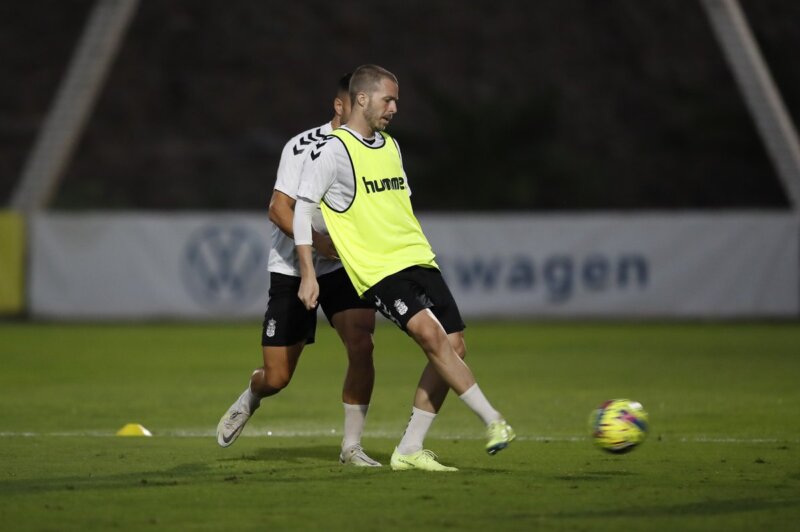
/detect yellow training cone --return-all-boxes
[116,423,153,437]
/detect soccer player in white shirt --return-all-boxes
[216,73,381,467]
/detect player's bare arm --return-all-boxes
[296,245,319,310]
[268,190,295,235]
[294,197,321,309]
[312,231,338,259]
[269,189,338,259]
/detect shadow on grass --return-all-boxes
[2,443,523,495]
[1,445,391,496]
[219,444,358,464]
[554,470,637,481]
[227,444,520,475]
[553,497,799,519]
[0,462,214,496]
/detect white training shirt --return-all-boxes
[268,122,343,277]
[294,126,407,247]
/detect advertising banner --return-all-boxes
[30,213,271,319]
[28,212,798,319]
[419,212,798,318]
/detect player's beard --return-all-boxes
[364,101,389,132]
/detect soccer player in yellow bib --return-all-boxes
[294,64,515,471]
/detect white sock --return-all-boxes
[459,383,502,425]
[396,407,436,455]
[342,403,369,450]
[244,386,261,412]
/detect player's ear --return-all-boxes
[357,92,368,108]
[333,97,344,117]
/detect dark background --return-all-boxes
[1,0,798,211]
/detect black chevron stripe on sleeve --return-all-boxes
[309,138,330,161]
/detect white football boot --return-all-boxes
[339,444,382,467]
[216,389,258,447]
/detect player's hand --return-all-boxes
[298,276,320,310]
[312,232,339,259]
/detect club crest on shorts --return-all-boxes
[393,299,408,316]
[266,319,277,337]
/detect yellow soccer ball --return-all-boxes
[589,399,649,453]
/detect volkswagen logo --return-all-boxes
[182,224,268,309]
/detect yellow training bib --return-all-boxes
[321,129,437,295]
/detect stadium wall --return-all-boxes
[27,212,799,320]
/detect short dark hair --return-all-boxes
[349,64,397,103]
[337,72,352,96]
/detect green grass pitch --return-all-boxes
[1,321,799,531]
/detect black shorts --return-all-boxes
[363,266,465,333]
[317,267,375,325]
[261,273,316,347]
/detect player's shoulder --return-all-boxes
[282,123,331,159]
[307,130,347,163]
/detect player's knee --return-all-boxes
[452,340,467,360]
[346,332,374,357]
[414,323,449,356]
[267,369,292,391]
[345,335,374,368]
[448,331,467,359]
[252,366,292,394]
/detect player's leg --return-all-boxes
[333,308,375,408]
[250,342,306,397]
[217,342,304,447]
[411,331,465,413]
[398,270,469,455]
[318,268,380,466]
[406,311,476,394]
[395,331,465,461]
[386,312,468,471]
[217,273,316,448]
[331,308,381,466]
[413,268,515,455]
[406,310,515,455]
[369,267,515,462]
